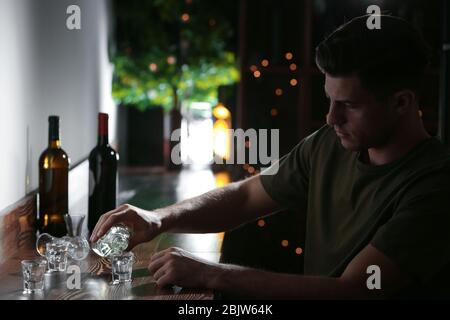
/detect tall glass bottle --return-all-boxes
[88,113,119,235]
[38,116,70,237]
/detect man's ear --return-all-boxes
[390,90,416,115]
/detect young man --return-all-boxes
[91,15,450,299]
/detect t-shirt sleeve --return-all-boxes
[371,174,450,285]
[259,129,319,210]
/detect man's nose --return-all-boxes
[326,102,345,127]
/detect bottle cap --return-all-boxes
[99,113,109,136]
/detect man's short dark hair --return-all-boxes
[315,15,431,99]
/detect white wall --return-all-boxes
[0,0,115,212]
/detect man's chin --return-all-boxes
[338,137,360,151]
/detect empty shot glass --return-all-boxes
[45,240,69,272]
[21,259,47,294]
[110,251,135,284]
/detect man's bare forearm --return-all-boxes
[206,264,374,300]
[154,181,252,234]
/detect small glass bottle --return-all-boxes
[92,224,132,257]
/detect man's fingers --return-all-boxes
[90,214,108,242]
[152,261,169,281]
[93,210,126,241]
[156,273,173,288]
[148,252,170,275]
[150,248,170,261]
[95,212,122,237]
[126,238,138,251]
[91,204,130,242]
[90,205,126,241]
[90,213,111,242]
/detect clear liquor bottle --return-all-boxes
[92,224,132,257]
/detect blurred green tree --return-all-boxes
[111,0,239,112]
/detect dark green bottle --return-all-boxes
[88,113,119,235]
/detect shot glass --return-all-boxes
[110,252,135,284]
[21,259,47,294]
[45,240,69,272]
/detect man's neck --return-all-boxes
[366,125,431,166]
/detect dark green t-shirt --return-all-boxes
[260,125,450,298]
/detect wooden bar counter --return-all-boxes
[0,193,222,300]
